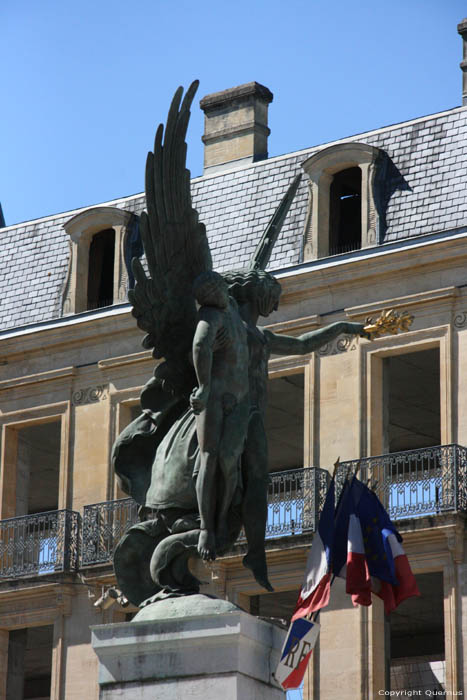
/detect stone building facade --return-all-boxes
[0,20,466,700]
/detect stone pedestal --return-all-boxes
[91,595,286,699]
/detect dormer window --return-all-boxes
[301,143,384,261]
[62,207,140,315]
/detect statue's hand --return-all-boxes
[344,322,371,340]
[190,386,210,415]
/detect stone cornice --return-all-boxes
[98,350,153,370]
[263,314,321,335]
[200,82,273,110]
[0,366,76,392]
[0,582,75,627]
[345,287,459,319]
[278,232,467,306]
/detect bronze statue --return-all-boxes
[190,271,250,562]
[112,81,368,607]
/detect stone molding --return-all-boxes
[0,584,74,629]
[268,354,309,376]
[0,366,76,392]
[98,350,152,371]
[264,313,321,335]
[199,81,273,110]
[317,334,357,356]
[72,385,109,406]
[454,311,467,328]
[345,286,458,319]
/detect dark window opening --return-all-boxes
[7,625,53,700]
[16,421,61,516]
[265,373,304,473]
[87,228,115,310]
[329,167,361,256]
[390,572,445,692]
[249,589,298,623]
[384,349,441,454]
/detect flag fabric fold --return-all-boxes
[334,476,420,613]
[373,529,421,614]
[291,477,335,621]
[345,512,372,606]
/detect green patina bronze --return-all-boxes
[112,81,367,608]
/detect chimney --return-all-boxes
[458,18,467,105]
[200,82,273,175]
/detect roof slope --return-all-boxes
[1,106,466,332]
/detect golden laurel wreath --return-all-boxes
[363,309,414,340]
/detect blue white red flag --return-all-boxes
[334,477,420,613]
[275,617,320,690]
[291,477,335,621]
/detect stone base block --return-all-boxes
[91,599,286,700]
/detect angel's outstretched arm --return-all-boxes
[263,322,368,356]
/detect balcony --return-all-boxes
[80,444,467,566]
[81,467,330,566]
[1,445,466,578]
[338,443,467,519]
[0,509,80,579]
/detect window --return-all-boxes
[390,573,445,693]
[87,228,116,310]
[301,142,384,260]
[7,625,53,700]
[265,373,304,473]
[16,421,61,515]
[383,349,440,453]
[329,167,362,255]
[62,207,140,314]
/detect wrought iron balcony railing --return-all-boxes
[0,509,80,579]
[337,443,467,521]
[80,444,467,566]
[3,444,461,576]
[81,468,329,566]
[266,466,329,537]
[82,497,139,566]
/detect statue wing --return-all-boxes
[129,81,212,395]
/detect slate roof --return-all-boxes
[1,105,466,332]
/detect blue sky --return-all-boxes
[1,0,465,226]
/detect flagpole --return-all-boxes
[305,455,362,623]
[305,458,342,623]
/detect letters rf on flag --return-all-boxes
[275,618,320,690]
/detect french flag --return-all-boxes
[291,477,335,621]
[373,529,420,614]
[345,512,372,607]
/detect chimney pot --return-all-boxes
[200,82,273,175]
[457,18,467,105]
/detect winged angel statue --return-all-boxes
[112,81,368,608]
